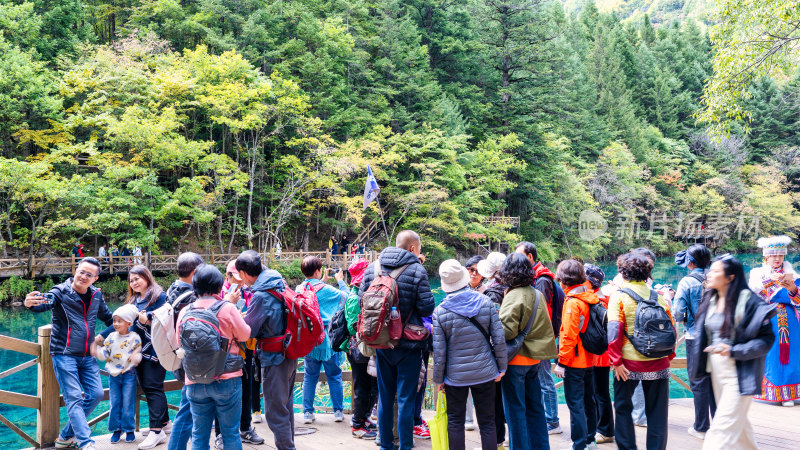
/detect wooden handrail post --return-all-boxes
[37,325,59,448]
[70,254,76,274]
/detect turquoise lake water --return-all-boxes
[0,252,784,448]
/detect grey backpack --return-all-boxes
[178,300,243,384]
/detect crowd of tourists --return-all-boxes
[22,231,798,450]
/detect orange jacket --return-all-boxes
[558,284,600,369]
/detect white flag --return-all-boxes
[363,165,380,210]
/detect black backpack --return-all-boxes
[579,302,609,355]
[618,288,676,358]
[327,306,349,353]
[178,300,244,384]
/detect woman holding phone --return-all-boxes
[690,255,776,449]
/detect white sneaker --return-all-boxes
[687,427,706,440]
[252,411,263,423]
[303,412,315,424]
[782,400,795,407]
[80,444,96,450]
[334,410,344,422]
[138,430,166,449]
[214,434,224,449]
[464,420,475,431]
[162,421,172,434]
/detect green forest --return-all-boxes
[0,0,798,268]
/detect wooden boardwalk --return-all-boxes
[38,398,800,450]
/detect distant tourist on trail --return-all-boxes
[553,259,600,450]
[340,235,350,254]
[343,258,379,440]
[164,252,204,450]
[237,250,298,450]
[748,236,800,407]
[584,263,614,445]
[690,255,776,450]
[98,244,107,269]
[94,304,142,444]
[133,245,143,265]
[357,230,434,450]
[25,257,113,450]
[496,252,557,450]
[177,264,251,450]
[607,251,676,450]
[433,259,507,450]
[515,241,563,435]
[297,256,349,425]
[98,265,169,450]
[71,243,85,258]
[673,244,716,440]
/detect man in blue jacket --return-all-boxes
[25,257,113,450]
[358,230,435,450]
[236,250,297,450]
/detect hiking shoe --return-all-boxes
[214,434,223,449]
[595,433,614,443]
[413,420,430,439]
[334,410,344,422]
[688,427,706,440]
[303,412,315,424]
[138,430,166,449]
[240,427,265,445]
[110,431,122,444]
[366,416,378,429]
[547,422,562,434]
[55,437,78,448]
[126,432,136,443]
[352,426,378,440]
[252,411,263,423]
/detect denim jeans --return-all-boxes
[632,383,647,425]
[538,359,559,424]
[303,353,344,413]
[187,378,243,450]
[51,355,104,448]
[376,348,422,450]
[501,363,549,450]
[564,367,596,450]
[167,386,193,450]
[109,370,137,433]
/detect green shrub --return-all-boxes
[271,259,303,284]
[96,276,129,298]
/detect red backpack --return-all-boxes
[259,282,325,360]
[357,262,410,349]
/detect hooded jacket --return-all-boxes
[357,247,435,351]
[243,268,289,367]
[558,284,600,368]
[690,289,777,396]
[29,279,114,357]
[432,288,508,386]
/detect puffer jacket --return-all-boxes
[691,289,776,396]
[558,284,599,369]
[243,269,289,367]
[29,279,114,357]
[358,247,435,351]
[432,288,508,386]
[483,279,508,306]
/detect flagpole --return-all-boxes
[375,196,392,247]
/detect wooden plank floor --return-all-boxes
[40,398,800,449]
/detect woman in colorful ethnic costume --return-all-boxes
[748,236,800,407]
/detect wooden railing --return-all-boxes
[0,326,690,447]
[0,250,379,277]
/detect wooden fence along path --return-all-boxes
[0,249,379,278]
[0,325,702,448]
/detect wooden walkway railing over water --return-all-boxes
[0,324,692,448]
[0,249,378,277]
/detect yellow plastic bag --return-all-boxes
[429,391,448,450]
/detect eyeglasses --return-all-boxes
[76,270,98,279]
[467,268,479,275]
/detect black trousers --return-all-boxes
[593,366,614,437]
[494,381,505,445]
[347,352,379,427]
[564,367,596,449]
[614,377,669,450]
[251,351,262,413]
[136,358,169,429]
[444,380,496,450]
[685,338,716,432]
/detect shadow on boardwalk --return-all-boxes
[35,398,800,450]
